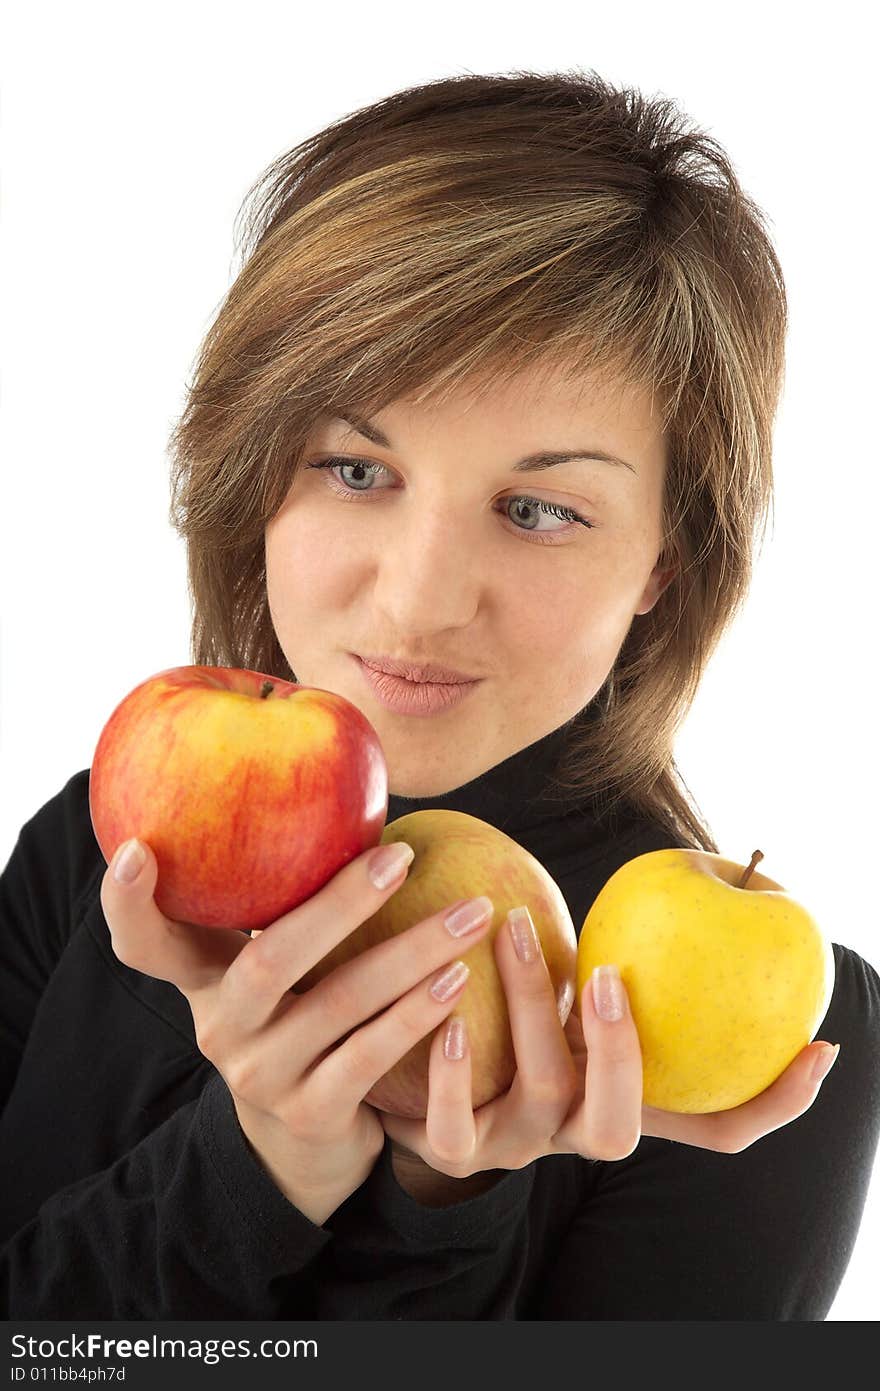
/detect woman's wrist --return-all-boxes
[233,1096,382,1226]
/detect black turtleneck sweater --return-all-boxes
[1,719,878,1320]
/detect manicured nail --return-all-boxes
[508,905,539,963]
[444,1016,467,1060]
[811,1043,840,1085]
[430,960,469,1002]
[445,895,493,937]
[369,841,415,890]
[114,838,145,885]
[592,964,626,1021]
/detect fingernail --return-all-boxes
[443,1016,467,1060]
[508,905,539,963]
[114,838,145,885]
[369,841,415,890]
[811,1043,840,1085]
[592,964,626,1021]
[445,895,493,937]
[430,960,469,1002]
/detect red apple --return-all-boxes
[296,808,578,1118]
[89,665,388,931]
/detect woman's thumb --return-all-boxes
[111,837,150,886]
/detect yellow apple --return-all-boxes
[576,847,835,1113]
[297,809,578,1118]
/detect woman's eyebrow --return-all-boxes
[331,411,637,475]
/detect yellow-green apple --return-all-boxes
[89,665,388,932]
[576,848,835,1113]
[296,808,578,1118]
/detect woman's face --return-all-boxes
[265,362,675,796]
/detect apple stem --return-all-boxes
[737,849,764,889]
[260,681,274,699]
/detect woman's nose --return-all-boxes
[372,511,482,633]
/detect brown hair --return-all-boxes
[167,68,787,853]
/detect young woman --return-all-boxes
[2,69,878,1320]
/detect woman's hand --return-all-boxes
[99,836,496,1225]
[379,905,841,1176]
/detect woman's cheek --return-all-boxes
[265,510,325,625]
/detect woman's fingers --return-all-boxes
[641,1040,841,1153]
[578,965,643,1161]
[384,941,645,1174]
[423,1011,476,1164]
[216,842,420,1036]
[411,907,584,1170]
[278,896,494,1075]
[419,904,579,1169]
[493,908,578,1119]
[314,957,474,1109]
[100,839,246,992]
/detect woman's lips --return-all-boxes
[352,655,482,717]
[357,653,479,684]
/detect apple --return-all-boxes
[576,847,835,1113]
[89,665,388,932]
[296,808,578,1118]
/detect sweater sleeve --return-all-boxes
[0,774,334,1318]
[0,776,96,1112]
[0,1070,333,1318]
[317,1136,538,1318]
[527,943,880,1320]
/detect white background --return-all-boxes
[1,0,877,1320]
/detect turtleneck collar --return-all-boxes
[385,702,609,840]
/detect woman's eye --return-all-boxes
[314,458,387,492]
[306,456,595,541]
[503,495,591,534]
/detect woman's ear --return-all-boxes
[634,555,679,616]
